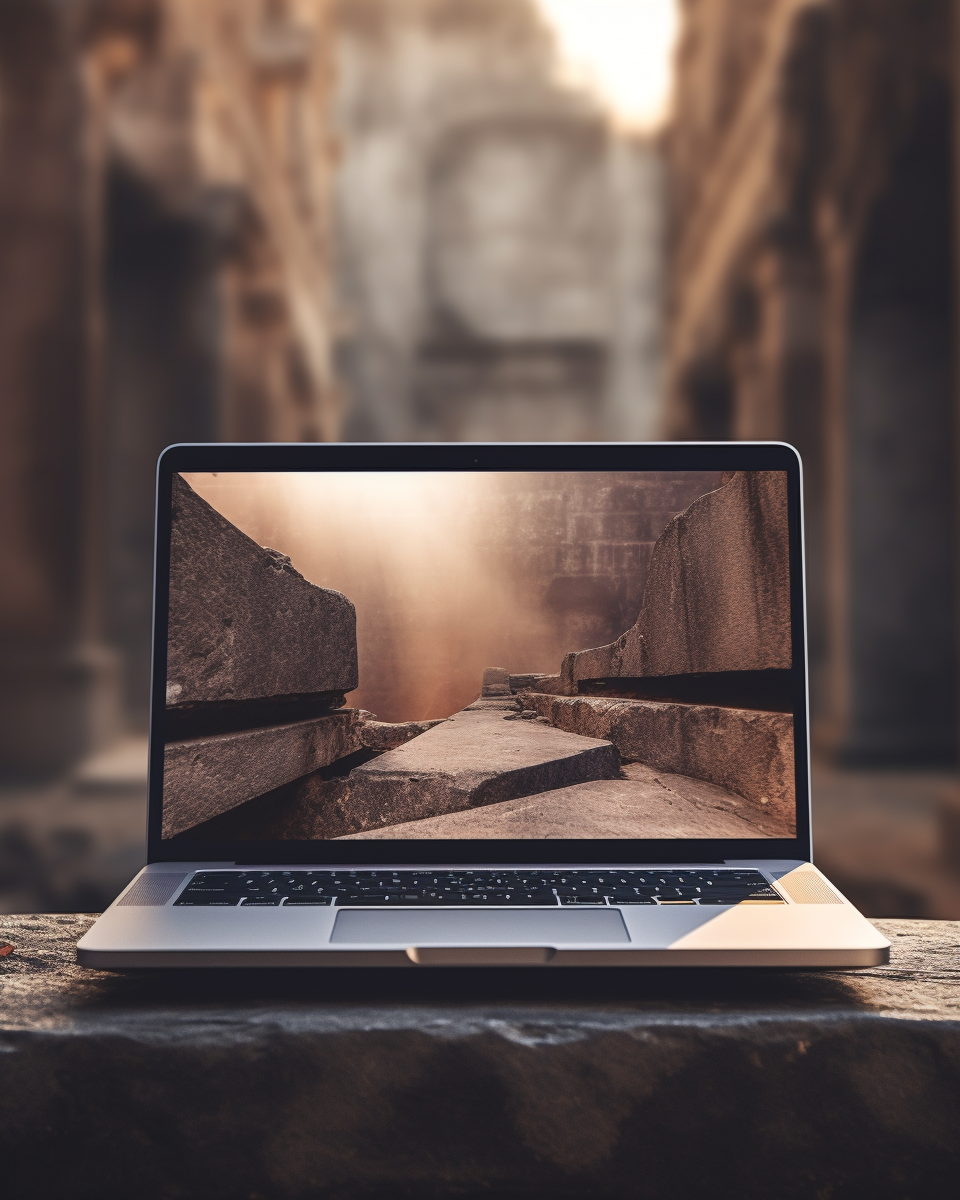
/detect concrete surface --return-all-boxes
[0,916,959,1198]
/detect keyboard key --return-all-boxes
[178,868,781,908]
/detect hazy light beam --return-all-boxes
[535,0,679,132]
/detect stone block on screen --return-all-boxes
[320,703,620,836]
[481,667,512,696]
[166,474,358,708]
[339,762,771,840]
[360,718,447,752]
[519,691,794,834]
[568,471,791,683]
[162,709,362,837]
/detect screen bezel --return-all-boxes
[147,441,812,865]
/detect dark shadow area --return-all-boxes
[844,87,959,765]
[72,962,870,1014]
[578,669,794,712]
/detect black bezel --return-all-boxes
[147,442,812,865]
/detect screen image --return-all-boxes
[160,469,796,842]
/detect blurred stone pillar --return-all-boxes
[603,134,665,441]
[733,246,830,707]
[0,0,122,779]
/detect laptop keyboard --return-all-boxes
[173,868,784,907]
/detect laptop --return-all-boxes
[78,441,889,968]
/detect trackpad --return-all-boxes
[331,908,629,945]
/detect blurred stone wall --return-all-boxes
[666,0,959,767]
[0,0,338,778]
[332,0,665,442]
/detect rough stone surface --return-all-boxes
[163,711,362,838]
[167,474,358,708]
[360,718,447,752]
[1,915,959,1199]
[508,673,552,692]
[327,702,620,837]
[340,762,770,839]
[569,471,791,683]
[521,692,795,834]
[481,666,512,696]
[511,672,569,695]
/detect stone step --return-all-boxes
[338,762,775,839]
[518,692,795,834]
[314,698,621,837]
[162,710,362,838]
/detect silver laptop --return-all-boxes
[79,442,888,968]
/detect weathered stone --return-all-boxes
[340,762,770,839]
[167,474,358,708]
[327,703,620,836]
[508,673,553,692]
[569,471,791,682]
[162,710,362,838]
[507,673,570,695]
[520,692,795,834]
[481,667,512,696]
[2,915,960,1199]
[360,718,447,752]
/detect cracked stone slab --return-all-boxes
[335,702,621,836]
[167,474,358,707]
[338,762,768,839]
[162,710,362,837]
[519,692,794,833]
[0,915,958,1199]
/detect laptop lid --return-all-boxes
[147,442,811,866]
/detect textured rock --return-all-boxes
[162,710,362,837]
[481,667,512,696]
[1,915,959,1199]
[360,718,447,752]
[332,703,621,836]
[569,471,791,683]
[520,692,794,834]
[510,672,567,694]
[167,474,358,708]
[340,762,769,839]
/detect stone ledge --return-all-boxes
[520,692,795,834]
[0,917,958,1198]
[341,763,768,840]
[162,710,362,837]
[325,703,621,836]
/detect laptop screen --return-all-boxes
[157,462,800,851]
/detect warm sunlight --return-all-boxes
[534,0,680,132]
